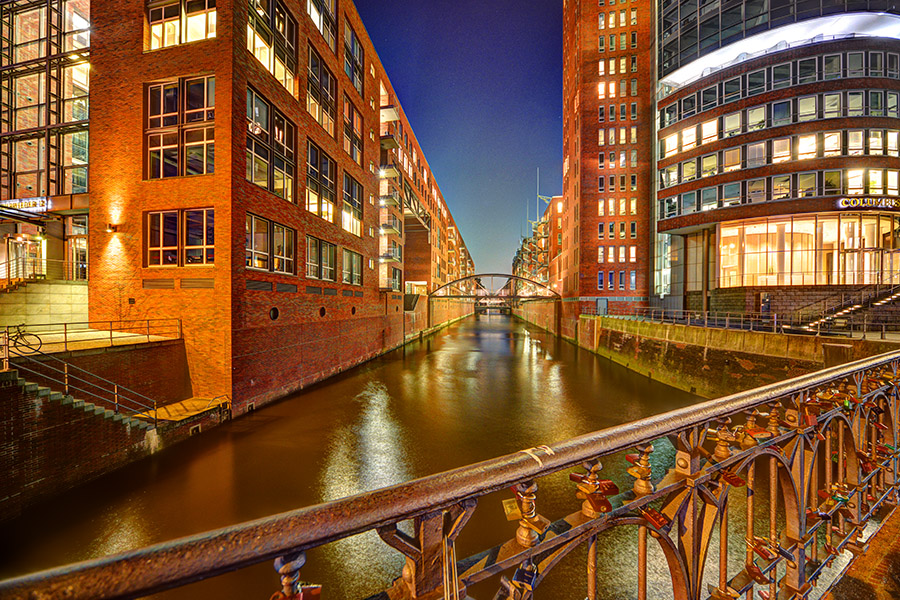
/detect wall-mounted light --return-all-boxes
[105,223,118,233]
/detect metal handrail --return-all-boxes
[10,346,159,422]
[0,256,89,284]
[3,348,900,600]
[5,319,182,352]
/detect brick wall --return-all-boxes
[10,340,192,406]
[0,369,228,521]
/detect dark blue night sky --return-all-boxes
[352,0,564,274]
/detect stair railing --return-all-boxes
[9,347,158,427]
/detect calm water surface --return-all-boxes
[0,315,702,598]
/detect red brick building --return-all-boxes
[1,0,475,412]
[561,0,655,325]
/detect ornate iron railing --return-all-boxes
[2,350,900,599]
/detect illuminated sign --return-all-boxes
[836,197,900,210]
[0,197,50,213]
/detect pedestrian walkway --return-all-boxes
[134,397,230,423]
[824,508,900,599]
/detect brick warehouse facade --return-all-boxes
[1,0,475,413]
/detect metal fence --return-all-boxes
[0,257,88,288]
[4,319,182,353]
[2,349,900,600]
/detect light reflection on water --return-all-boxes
[0,315,702,599]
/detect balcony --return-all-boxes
[379,251,402,264]
[379,163,400,178]
[380,219,402,236]
[380,105,399,122]
[380,132,400,150]
[380,191,401,207]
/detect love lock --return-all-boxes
[625,444,654,496]
[570,460,619,518]
[510,560,538,593]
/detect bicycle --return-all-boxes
[8,323,42,353]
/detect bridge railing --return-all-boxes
[3,350,900,599]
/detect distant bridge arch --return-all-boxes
[429,273,560,300]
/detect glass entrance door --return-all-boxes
[6,237,43,279]
[67,236,88,280]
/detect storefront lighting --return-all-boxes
[105,223,118,233]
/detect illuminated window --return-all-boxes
[307,45,336,136]
[823,132,841,157]
[870,130,884,155]
[630,198,636,215]
[870,170,885,195]
[618,246,626,262]
[150,0,216,50]
[848,130,864,156]
[682,159,696,181]
[342,173,363,236]
[273,224,295,274]
[681,125,696,151]
[607,246,615,262]
[619,198,626,215]
[247,0,296,91]
[598,13,605,29]
[307,0,336,51]
[609,198,616,215]
[306,141,336,221]
[598,60,605,76]
[246,214,270,270]
[888,131,899,157]
[772,138,791,163]
[598,82,606,99]
[701,119,717,144]
[246,88,295,197]
[723,112,741,137]
[598,200,605,216]
[701,154,717,177]
[630,246,636,261]
[888,171,899,195]
[797,134,817,160]
[147,211,179,266]
[847,169,864,194]
[723,148,741,172]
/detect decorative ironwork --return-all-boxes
[3,350,900,600]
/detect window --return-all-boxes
[823,132,841,157]
[848,92,864,117]
[723,112,741,137]
[847,169,864,194]
[797,96,816,122]
[629,270,636,290]
[701,119,717,144]
[598,222,605,239]
[723,77,741,103]
[247,0,296,91]
[701,86,717,110]
[342,173,363,236]
[747,69,765,95]
[343,96,362,164]
[631,103,637,120]
[824,170,842,194]
[306,141,337,221]
[772,63,791,89]
[772,101,791,127]
[748,178,766,202]
[599,13,605,29]
[630,8,636,24]
[245,214,294,274]
[147,210,178,266]
[870,170,885,195]
[273,223,295,274]
[848,130,864,156]
[798,58,817,84]
[682,126,696,151]
[747,141,766,168]
[246,88,295,198]
[619,271,625,290]
[772,175,791,199]
[307,45,336,136]
[147,76,215,179]
[307,0,336,51]
[682,191,697,213]
[608,271,615,288]
[598,36,605,52]
[149,0,216,50]
[722,183,741,206]
[847,52,864,77]
[871,91,884,117]
[342,249,363,285]
[701,153,717,177]
[772,137,791,164]
[823,54,841,80]
[618,246,626,262]
[747,106,765,131]
[797,134,817,160]
[701,187,717,210]
[664,134,678,157]
[307,236,336,280]
[630,222,636,238]
[344,23,364,96]
[797,172,816,197]
[823,92,841,119]
[871,52,884,77]
[870,130,884,155]
[598,271,604,289]
[629,245,636,261]
[723,147,740,172]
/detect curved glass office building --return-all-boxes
[654,2,900,313]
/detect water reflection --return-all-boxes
[0,315,699,599]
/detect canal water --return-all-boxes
[0,314,702,599]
